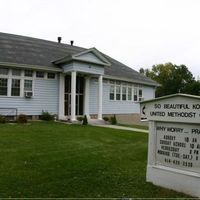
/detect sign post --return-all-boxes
[140,94,200,197]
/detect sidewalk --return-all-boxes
[92,124,148,133]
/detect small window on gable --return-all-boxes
[12,69,21,76]
[36,71,45,78]
[0,68,9,75]
[25,70,33,77]
[47,73,55,79]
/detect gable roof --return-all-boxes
[0,32,158,86]
[53,47,111,66]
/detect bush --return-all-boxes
[103,116,109,121]
[40,111,54,121]
[77,116,84,122]
[110,115,117,125]
[17,114,28,123]
[82,115,88,125]
[0,115,6,123]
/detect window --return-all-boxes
[128,87,132,101]
[115,85,121,100]
[36,71,45,78]
[0,78,8,95]
[47,73,55,79]
[24,70,33,77]
[0,68,9,75]
[24,80,32,91]
[11,79,20,96]
[110,85,115,100]
[12,69,21,76]
[138,88,143,101]
[134,88,138,101]
[122,86,127,100]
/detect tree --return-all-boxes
[142,63,200,97]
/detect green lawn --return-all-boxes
[0,122,189,198]
[118,123,149,130]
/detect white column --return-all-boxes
[84,76,90,118]
[98,75,103,120]
[71,71,76,121]
[58,73,65,120]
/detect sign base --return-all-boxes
[147,165,200,197]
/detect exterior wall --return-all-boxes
[89,78,155,115]
[143,85,155,99]
[102,113,148,126]
[0,78,59,116]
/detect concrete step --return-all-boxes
[88,119,106,125]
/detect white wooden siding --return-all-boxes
[89,78,155,115]
[0,79,59,115]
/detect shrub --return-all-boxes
[110,115,117,125]
[0,115,6,123]
[40,111,54,121]
[77,116,84,122]
[82,115,88,125]
[103,116,109,122]
[17,114,28,123]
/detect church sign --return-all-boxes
[140,94,200,197]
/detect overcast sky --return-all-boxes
[1,0,200,78]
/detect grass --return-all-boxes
[0,122,190,198]
[118,123,149,130]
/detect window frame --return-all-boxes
[109,84,115,100]
[122,85,127,101]
[11,78,21,97]
[24,79,33,92]
[47,72,56,79]
[24,70,33,77]
[36,71,45,78]
[0,68,35,98]
[0,78,8,96]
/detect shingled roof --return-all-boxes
[0,32,157,86]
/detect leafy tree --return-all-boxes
[141,63,200,97]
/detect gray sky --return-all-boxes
[1,0,200,78]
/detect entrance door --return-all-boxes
[64,75,84,116]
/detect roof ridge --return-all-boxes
[0,31,87,51]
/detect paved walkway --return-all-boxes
[92,124,148,133]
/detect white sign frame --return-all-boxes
[141,94,200,197]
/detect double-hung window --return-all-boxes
[110,85,115,100]
[138,88,143,101]
[115,85,121,100]
[128,87,132,101]
[0,78,8,96]
[24,80,33,92]
[122,86,127,101]
[11,79,20,96]
[134,87,138,101]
